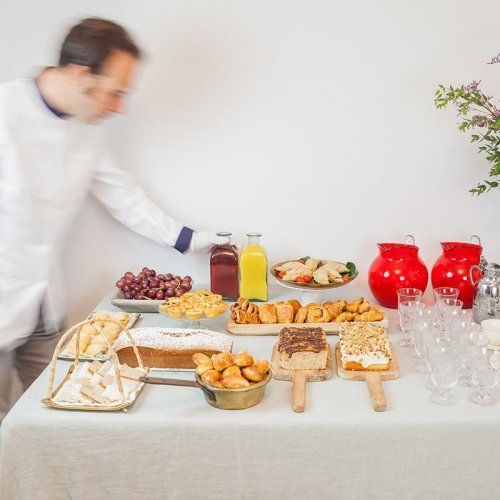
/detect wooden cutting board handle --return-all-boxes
[292,370,307,413]
[364,372,386,412]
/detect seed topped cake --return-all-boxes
[277,327,328,370]
[339,323,391,371]
[115,327,233,369]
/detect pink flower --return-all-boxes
[465,80,480,92]
[487,53,500,65]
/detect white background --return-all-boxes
[0,0,498,324]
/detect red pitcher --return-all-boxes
[431,235,483,309]
[368,235,429,309]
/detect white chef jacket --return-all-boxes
[0,79,186,350]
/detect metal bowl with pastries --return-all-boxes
[195,370,273,410]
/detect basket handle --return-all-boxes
[46,318,143,401]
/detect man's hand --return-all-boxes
[188,231,229,254]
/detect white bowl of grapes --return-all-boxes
[112,267,193,313]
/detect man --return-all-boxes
[0,18,225,421]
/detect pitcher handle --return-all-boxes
[470,234,482,246]
[404,234,415,245]
[469,265,482,286]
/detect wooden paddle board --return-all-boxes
[227,317,388,335]
[271,343,333,413]
[335,342,399,412]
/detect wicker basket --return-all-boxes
[42,318,147,411]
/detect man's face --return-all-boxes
[75,50,137,123]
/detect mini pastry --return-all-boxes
[335,312,357,322]
[306,306,331,323]
[221,375,250,389]
[192,353,212,366]
[253,360,270,374]
[234,352,254,367]
[287,299,301,315]
[346,297,364,313]
[357,301,371,314]
[201,369,222,385]
[196,364,214,376]
[275,302,294,323]
[211,353,234,371]
[355,308,384,322]
[241,365,265,382]
[222,365,241,378]
[259,304,277,324]
[186,308,203,320]
[322,301,344,321]
[294,307,308,323]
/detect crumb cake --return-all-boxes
[339,323,391,371]
[115,328,233,369]
[277,327,328,370]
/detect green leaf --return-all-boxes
[345,262,357,278]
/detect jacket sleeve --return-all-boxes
[90,150,191,250]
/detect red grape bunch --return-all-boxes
[116,267,193,300]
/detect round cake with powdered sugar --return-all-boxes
[116,327,233,369]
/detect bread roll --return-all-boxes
[195,364,214,376]
[253,360,270,374]
[241,365,265,382]
[294,307,308,323]
[287,299,301,315]
[222,375,250,389]
[211,353,234,371]
[222,365,241,378]
[234,352,254,367]
[192,353,212,366]
[201,369,221,385]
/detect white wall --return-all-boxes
[0,0,499,324]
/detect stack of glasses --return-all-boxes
[397,286,499,406]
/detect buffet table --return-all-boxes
[1,285,499,500]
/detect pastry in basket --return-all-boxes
[193,350,270,389]
[54,360,147,405]
[339,323,391,371]
[115,327,233,369]
[64,311,131,357]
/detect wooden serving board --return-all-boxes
[335,342,399,412]
[227,317,388,335]
[271,343,333,413]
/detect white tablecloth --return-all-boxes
[1,285,499,500]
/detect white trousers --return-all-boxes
[0,311,62,423]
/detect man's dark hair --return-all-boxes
[59,17,141,74]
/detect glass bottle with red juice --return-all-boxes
[210,232,239,300]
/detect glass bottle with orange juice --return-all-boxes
[239,232,268,301]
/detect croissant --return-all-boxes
[275,302,294,323]
[355,309,384,322]
[346,297,365,313]
[306,306,331,323]
[357,301,371,314]
[335,312,357,322]
[294,307,308,323]
[323,301,345,321]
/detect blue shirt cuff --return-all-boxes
[174,226,194,254]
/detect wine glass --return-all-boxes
[470,349,499,406]
[425,335,453,391]
[438,298,464,333]
[458,333,490,388]
[398,291,423,347]
[428,346,460,405]
[434,287,459,330]
[413,315,436,373]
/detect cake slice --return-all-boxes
[277,327,328,370]
[339,323,391,371]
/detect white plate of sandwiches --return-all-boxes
[58,311,140,361]
[45,360,148,410]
